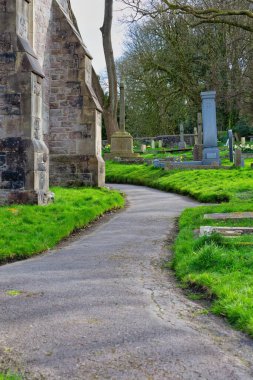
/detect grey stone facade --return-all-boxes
[0,0,104,204]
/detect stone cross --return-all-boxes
[120,81,126,133]
[201,91,220,165]
[228,129,234,162]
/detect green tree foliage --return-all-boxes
[118,7,253,136]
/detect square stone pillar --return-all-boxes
[201,91,220,165]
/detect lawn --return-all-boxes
[106,160,253,336]
[106,161,253,203]
[0,187,124,264]
[0,374,21,380]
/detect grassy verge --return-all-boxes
[106,161,253,202]
[106,160,253,336]
[0,187,124,264]
[171,203,253,336]
[0,374,21,380]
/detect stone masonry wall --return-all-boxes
[34,0,105,187]
[0,0,104,205]
[0,0,50,205]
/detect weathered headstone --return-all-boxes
[178,124,187,149]
[193,113,203,161]
[197,113,203,145]
[234,148,242,167]
[194,127,198,145]
[241,137,246,146]
[200,226,253,237]
[158,140,163,148]
[204,212,253,220]
[228,129,234,163]
[201,91,220,165]
[151,140,156,149]
[141,144,147,153]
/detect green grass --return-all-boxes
[0,187,124,264]
[106,160,253,336]
[171,204,253,336]
[0,373,22,380]
[106,161,253,203]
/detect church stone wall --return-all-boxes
[0,0,105,204]
[0,0,50,205]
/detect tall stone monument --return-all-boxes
[0,0,50,205]
[201,91,220,165]
[105,82,137,159]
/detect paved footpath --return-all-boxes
[1,184,253,380]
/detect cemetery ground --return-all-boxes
[1,184,253,379]
[0,373,21,380]
[106,161,253,336]
[0,187,124,264]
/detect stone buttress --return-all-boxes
[35,0,105,187]
[0,0,105,206]
[0,0,50,205]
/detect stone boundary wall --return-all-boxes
[135,135,195,147]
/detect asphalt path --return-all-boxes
[0,184,253,379]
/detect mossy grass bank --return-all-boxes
[106,161,253,336]
[0,187,124,264]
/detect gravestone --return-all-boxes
[141,144,147,153]
[197,113,203,145]
[158,140,163,148]
[178,124,187,149]
[234,148,243,167]
[151,140,156,149]
[228,129,234,163]
[193,113,203,161]
[201,91,220,165]
[105,81,137,159]
[241,137,246,146]
[194,128,198,145]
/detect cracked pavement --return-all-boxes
[0,184,253,379]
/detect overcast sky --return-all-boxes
[71,0,127,74]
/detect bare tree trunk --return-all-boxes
[101,0,119,142]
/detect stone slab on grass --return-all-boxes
[200,226,253,237]
[204,212,253,220]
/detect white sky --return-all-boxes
[71,0,127,74]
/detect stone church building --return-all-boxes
[0,0,105,204]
